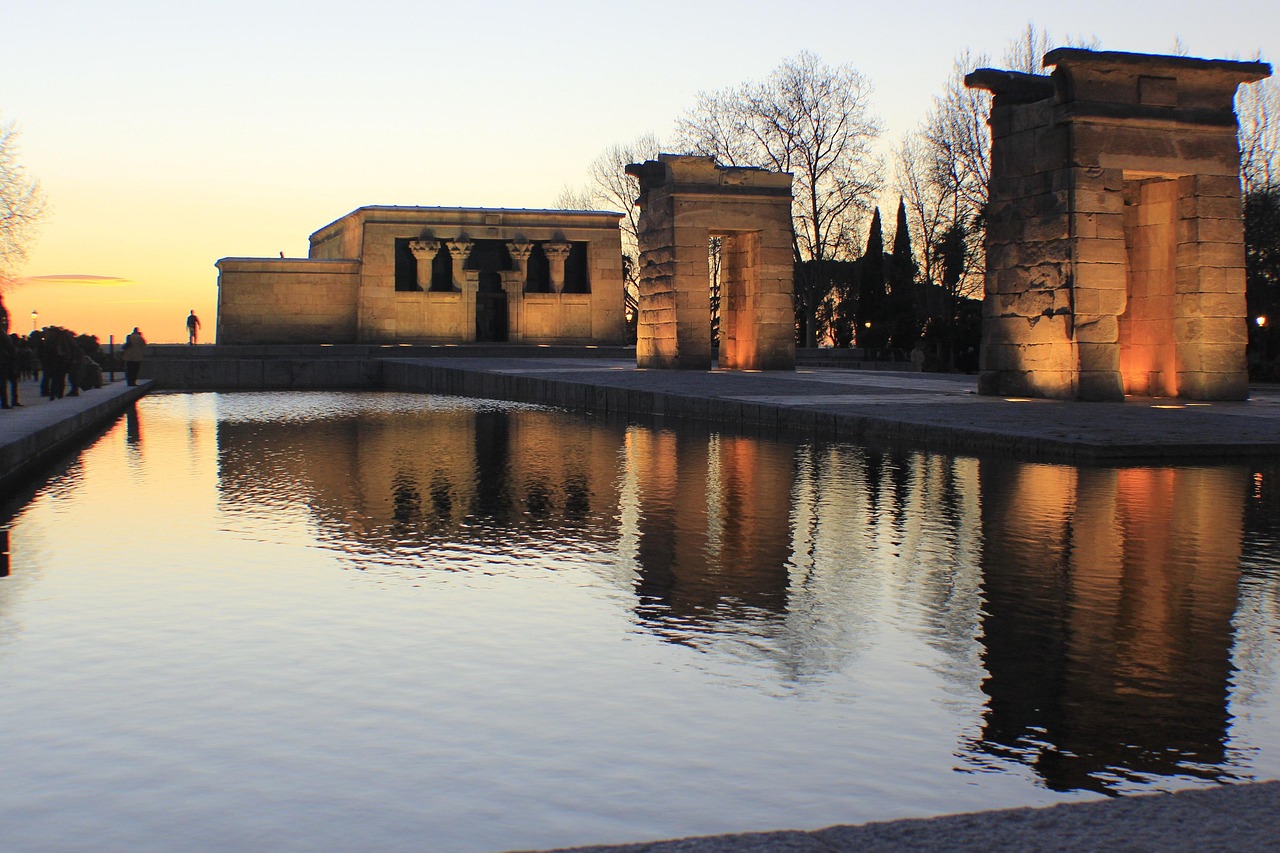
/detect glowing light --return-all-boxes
[1153,404,1185,409]
[1257,316,1268,327]
[1004,397,1034,403]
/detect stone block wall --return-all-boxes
[216,258,360,344]
[218,207,627,346]
[627,155,795,370]
[969,50,1269,401]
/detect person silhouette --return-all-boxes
[186,310,201,345]
[123,327,146,386]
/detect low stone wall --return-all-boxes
[378,358,902,441]
[140,343,916,389]
[140,344,917,390]
[140,344,637,390]
[0,381,151,496]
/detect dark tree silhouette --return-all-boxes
[887,198,920,349]
[855,208,887,350]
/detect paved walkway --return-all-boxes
[516,781,1280,853]
[387,357,1280,463]
[0,377,150,496]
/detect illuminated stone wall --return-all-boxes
[217,207,627,345]
[969,49,1271,400]
[626,155,795,370]
[215,258,360,345]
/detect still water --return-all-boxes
[1,391,1278,852]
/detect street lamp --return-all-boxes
[31,309,37,331]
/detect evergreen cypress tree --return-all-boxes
[854,208,886,350]
[887,198,920,350]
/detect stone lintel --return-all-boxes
[627,154,793,200]
[1042,48,1271,85]
[1056,102,1240,127]
[965,68,1056,104]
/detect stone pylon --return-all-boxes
[968,49,1271,401]
[626,155,796,370]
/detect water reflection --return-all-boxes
[973,463,1245,792]
[628,430,793,636]
[206,394,1278,796]
[215,398,624,555]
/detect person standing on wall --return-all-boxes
[122,327,146,386]
[186,310,201,345]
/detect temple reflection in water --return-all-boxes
[975,463,1245,792]
[214,395,1272,793]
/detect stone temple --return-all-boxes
[968,49,1271,401]
[217,206,627,345]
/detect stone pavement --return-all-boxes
[515,781,1280,853]
[0,376,150,496]
[384,357,1280,463]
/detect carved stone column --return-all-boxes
[506,242,533,273]
[408,240,440,290]
[446,240,474,292]
[542,242,572,293]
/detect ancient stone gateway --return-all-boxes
[967,49,1271,401]
[625,155,795,370]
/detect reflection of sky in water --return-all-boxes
[0,391,1278,853]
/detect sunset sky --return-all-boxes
[2,0,1276,342]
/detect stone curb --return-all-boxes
[0,380,151,496]
[513,781,1280,853]
[378,359,1280,464]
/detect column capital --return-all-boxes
[446,240,474,261]
[506,241,533,263]
[408,239,440,261]
[543,242,572,293]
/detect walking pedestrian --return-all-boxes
[186,310,201,345]
[122,327,146,386]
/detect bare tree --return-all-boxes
[893,25,1097,366]
[1239,75,1280,194]
[675,51,884,345]
[557,133,663,328]
[893,133,950,298]
[553,185,597,211]
[895,49,991,307]
[0,118,47,288]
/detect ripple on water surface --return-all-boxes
[0,391,1278,852]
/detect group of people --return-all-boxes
[0,298,202,408]
[1,323,112,408]
[0,294,152,409]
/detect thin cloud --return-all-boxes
[20,274,135,287]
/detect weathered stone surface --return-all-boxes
[1074,287,1127,316]
[1174,317,1247,345]
[629,155,795,371]
[219,207,627,346]
[969,47,1266,401]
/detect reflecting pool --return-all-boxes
[1,391,1278,853]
